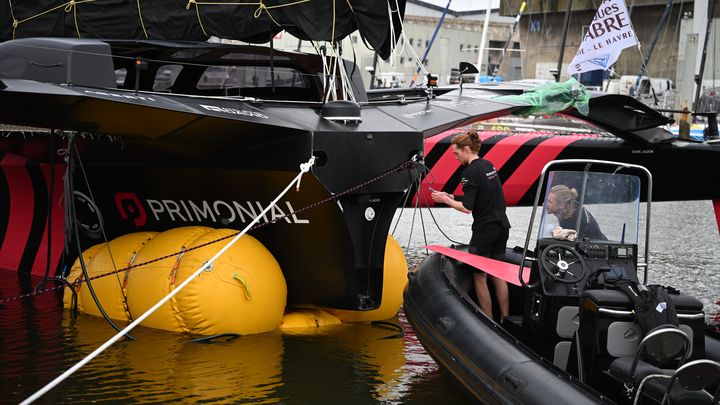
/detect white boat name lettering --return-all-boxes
[84,90,156,102]
[200,104,269,119]
[401,109,433,119]
[145,199,309,225]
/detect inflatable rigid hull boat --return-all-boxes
[405,159,720,404]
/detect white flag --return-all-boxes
[567,0,637,76]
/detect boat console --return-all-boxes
[524,236,642,369]
[536,238,640,297]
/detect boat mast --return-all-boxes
[693,0,719,139]
[492,1,526,79]
[477,0,493,76]
[556,0,574,82]
[693,0,717,112]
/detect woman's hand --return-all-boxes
[431,190,453,204]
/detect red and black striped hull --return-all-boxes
[0,147,64,278]
[414,127,720,208]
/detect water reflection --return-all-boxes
[0,285,464,404]
[59,315,285,403]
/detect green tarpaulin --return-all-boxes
[495,78,590,116]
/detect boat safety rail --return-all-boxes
[0,157,418,306]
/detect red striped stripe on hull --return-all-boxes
[0,153,65,276]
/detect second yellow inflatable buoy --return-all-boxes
[279,309,342,330]
[67,226,287,336]
[326,235,408,322]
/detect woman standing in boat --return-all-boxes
[431,130,511,320]
[546,185,606,240]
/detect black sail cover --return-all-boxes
[0,0,406,59]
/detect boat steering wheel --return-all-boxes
[539,244,588,284]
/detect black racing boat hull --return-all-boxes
[403,252,609,404]
[0,126,420,310]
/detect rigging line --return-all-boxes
[318,43,330,102]
[416,178,429,255]
[35,130,56,292]
[349,35,358,79]
[417,172,464,245]
[332,45,343,101]
[391,181,416,236]
[326,43,335,102]
[324,44,339,102]
[20,156,316,405]
[387,2,396,61]
[135,0,148,39]
[73,143,133,321]
[666,0,684,82]
[627,0,666,105]
[7,0,17,23]
[8,0,96,39]
[423,199,464,245]
[337,44,357,102]
[635,45,661,105]
[389,0,428,78]
[656,0,678,77]
[72,1,81,38]
[389,0,406,59]
[192,1,209,37]
[335,45,346,101]
[65,135,136,342]
[405,180,421,256]
[418,159,462,245]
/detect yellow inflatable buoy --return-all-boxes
[64,232,157,320]
[279,309,342,331]
[326,235,408,322]
[66,226,287,335]
[64,243,105,314]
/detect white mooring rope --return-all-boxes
[21,156,316,404]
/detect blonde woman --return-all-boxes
[546,185,606,240]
